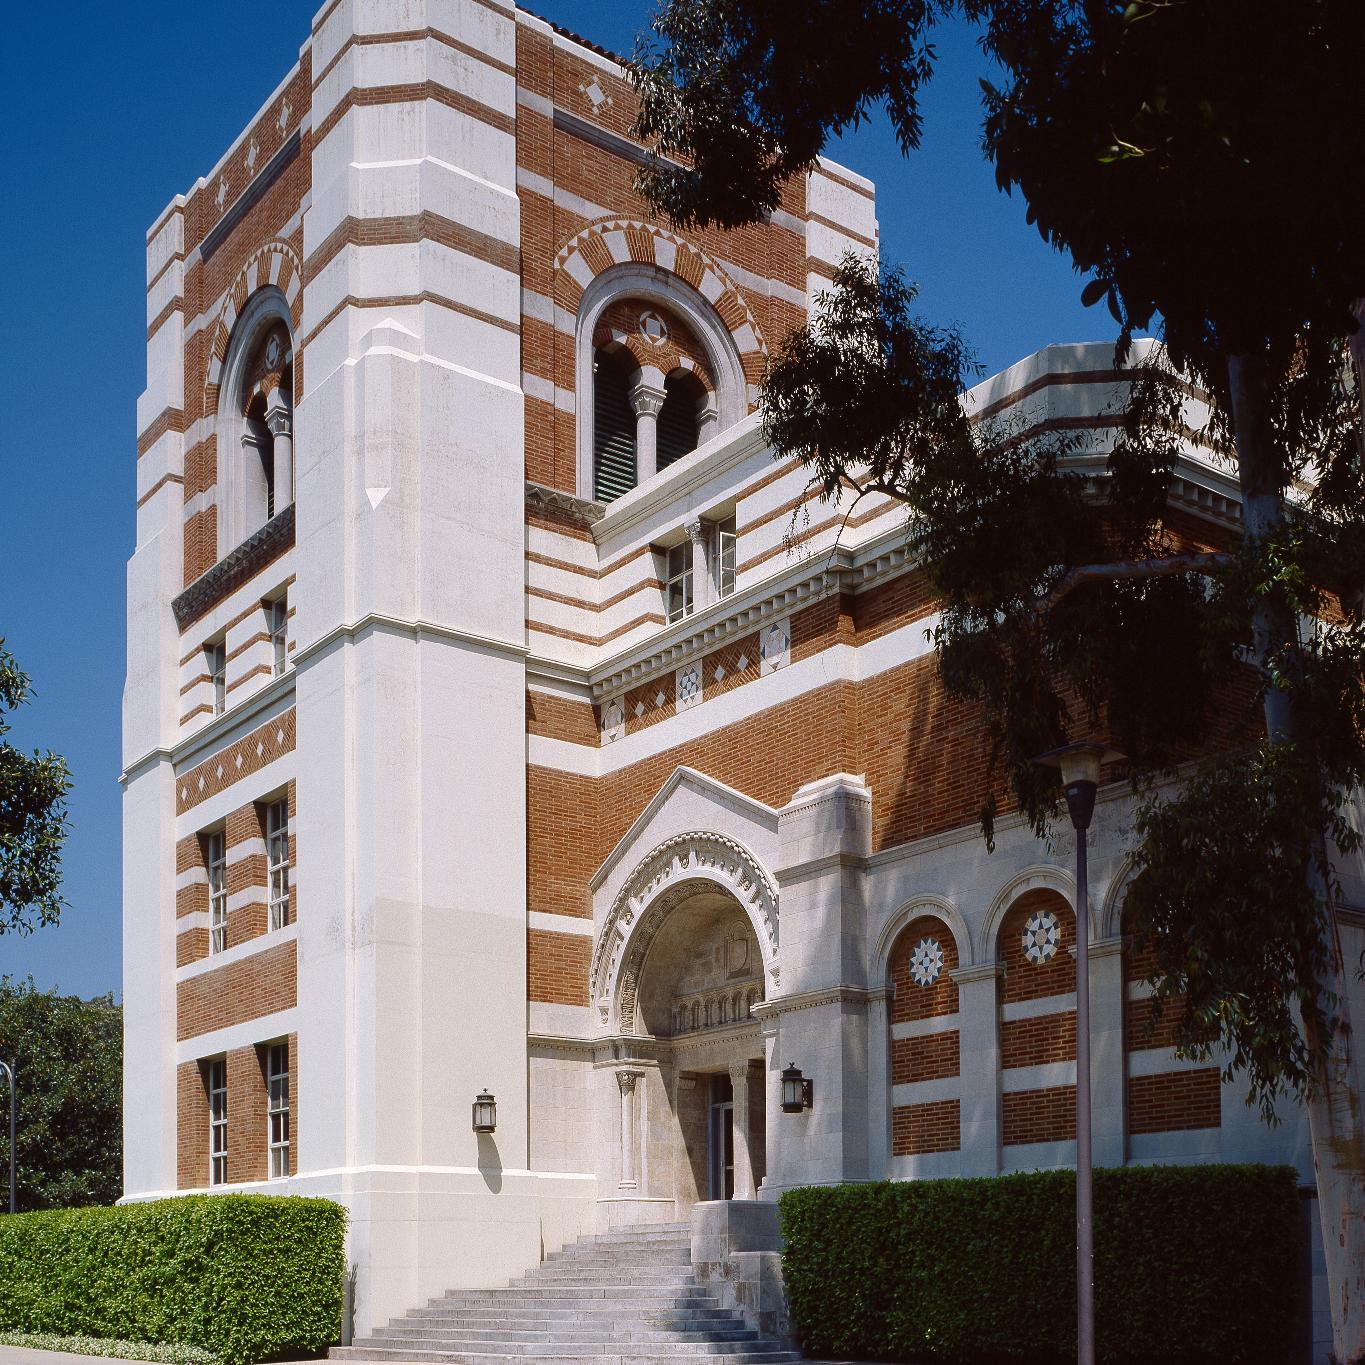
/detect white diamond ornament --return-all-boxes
[1022,908,1062,965]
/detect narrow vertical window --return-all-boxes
[208,1057,228,1186]
[267,1042,290,1179]
[714,515,737,600]
[592,348,638,503]
[657,371,705,470]
[206,831,227,955]
[207,642,226,717]
[665,542,693,624]
[267,799,290,931]
[268,598,288,677]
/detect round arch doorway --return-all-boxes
[608,886,768,1218]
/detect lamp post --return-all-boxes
[0,1060,14,1213]
[1034,742,1122,1365]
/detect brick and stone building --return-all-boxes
[123,0,1343,1349]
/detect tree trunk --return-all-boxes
[1228,351,1365,1365]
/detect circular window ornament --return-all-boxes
[264,333,283,369]
[909,937,945,988]
[638,309,670,345]
[1022,908,1062,965]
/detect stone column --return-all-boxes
[951,962,1002,1178]
[729,1060,755,1199]
[265,391,294,510]
[629,370,667,483]
[865,987,892,1180]
[1089,937,1126,1168]
[685,518,712,611]
[617,1070,642,1189]
[696,393,719,445]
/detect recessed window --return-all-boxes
[206,642,226,717]
[207,1057,227,1186]
[714,515,737,600]
[267,799,289,932]
[268,598,288,677]
[205,830,227,955]
[665,542,693,625]
[267,1043,290,1179]
[657,371,706,471]
[593,348,638,503]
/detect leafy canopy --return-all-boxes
[0,640,70,935]
[0,977,123,1211]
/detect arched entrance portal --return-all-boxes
[635,890,766,1203]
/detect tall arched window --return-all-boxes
[657,370,707,471]
[592,347,639,503]
[216,288,295,559]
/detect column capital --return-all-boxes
[616,1068,642,1095]
[727,1058,751,1087]
[684,517,707,545]
[950,962,1003,986]
[628,378,667,418]
[264,391,293,437]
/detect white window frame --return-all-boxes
[207,641,226,717]
[267,799,289,931]
[664,542,693,625]
[206,830,227,955]
[207,1057,227,1186]
[713,515,737,600]
[266,1042,290,1179]
[268,598,288,677]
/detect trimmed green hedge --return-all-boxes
[0,1194,346,1365]
[780,1164,1302,1365]
[0,1331,221,1365]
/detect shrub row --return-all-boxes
[779,1164,1302,1365]
[0,1194,346,1365]
[0,1331,221,1365]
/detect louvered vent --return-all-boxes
[657,372,705,471]
[593,349,638,503]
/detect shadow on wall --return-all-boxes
[477,1132,504,1193]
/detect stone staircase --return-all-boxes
[331,1222,800,1365]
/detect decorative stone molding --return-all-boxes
[172,505,294,630]
[592,831,780,1033]
[203,238,302,411]
[526,480,606,528]
[978,863,1076,963]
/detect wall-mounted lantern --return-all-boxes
[780,1063,813,1114]
[472,1090,497,1134]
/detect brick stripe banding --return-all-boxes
[304,211,520,285]
[312,82,515,150]
[892,1098,960,1155]
[527,927,592,1004]
[1002,1084,1076,1146]
[176,707,296,814]
[1127,1068,1221,1135]
[176,939,296,1041]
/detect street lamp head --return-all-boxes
[1034,742,1124,831]
[472,1090,497,1134]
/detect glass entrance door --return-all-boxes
[708,1073,734,1199]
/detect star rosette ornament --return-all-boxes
[1022,908,1061,965]
[909,936,945,987]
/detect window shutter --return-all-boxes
[593,350,638,502]
[657,373,703,470]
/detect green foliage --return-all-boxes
[0,1195,346,1365]
[632,0,950,229]
[0,977,123,1210]
[0,1332,222,1365]
[0,639,71,936]
[779,1166,1303,1365]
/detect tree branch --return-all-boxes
[1044,551,1233,608]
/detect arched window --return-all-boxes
[592,347,639,503]
[657,370,707,471]
[216,289,295,559]
[575,264,745,503]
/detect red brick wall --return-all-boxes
[176,940,296,1041]
[1003,1085,1076,1146]
[527,928,592,1006]
[1127,1069,1221,1135]
[892,1099,961,1156]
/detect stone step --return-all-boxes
[404,1312,741,1328]
[546,1248,693,1266]
[338,1345,798,1364]
[334,1350,800,1365]
[372,1326,760,1345]
[435,1289,723,1305]
[514,1273,696,1287]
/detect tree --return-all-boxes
[0,977,123,1210]
[631,3,1365,1359]
[0,639,71,935]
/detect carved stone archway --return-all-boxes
[591,831,779,1034]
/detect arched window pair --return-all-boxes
[217,288,296,557]
[592,350,713,503]
[576,266,746,506]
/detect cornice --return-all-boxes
[172,505,294,630]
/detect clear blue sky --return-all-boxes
[0,3,1107,1000]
